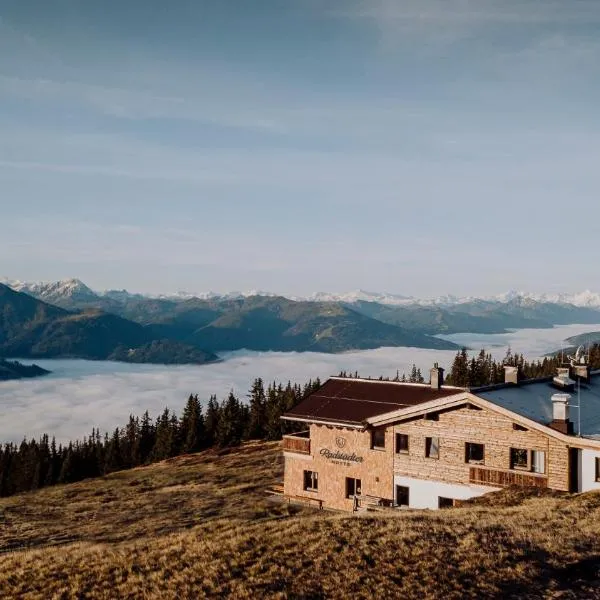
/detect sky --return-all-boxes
[2,323,597,443]
[1,0,599,298]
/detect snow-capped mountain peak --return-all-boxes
[4,277,600,309]
[3,278,98,302]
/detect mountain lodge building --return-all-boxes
[281,364,600,511]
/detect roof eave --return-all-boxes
[280,414,366,430]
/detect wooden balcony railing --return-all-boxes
[470,466,548,489]
[282,432,311,455]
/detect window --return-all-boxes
[465,442,485,464]
[510,448,546,474]
[438,497,454,509]
[371,427,386,449]
[425,436,439,459]
[510,448,529,470]
[513,423,528,432]
[531,450,546,474]
[396,485,409,507]
[346,477,362,498]
[303,470,318,492]
[424,412,439,421]
[595,458,600,482]
[396,433,409,454]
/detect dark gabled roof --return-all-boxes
[282,377,464,426]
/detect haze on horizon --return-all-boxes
[1,1,599,298]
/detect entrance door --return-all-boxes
[346,477,362,498]
[569,448,581,493]
[396,485,409,507]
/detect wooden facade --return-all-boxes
[283,393,574,512]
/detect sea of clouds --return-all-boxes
[1,324,599,444]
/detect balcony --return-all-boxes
[469,466,548,489]
[282,431,311,455]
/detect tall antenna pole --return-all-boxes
[578,377,581,437]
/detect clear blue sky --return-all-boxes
[1,1,599,296]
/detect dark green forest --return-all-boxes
[0,378,320,498]
[340,344,600,388]
[445,344,600,387]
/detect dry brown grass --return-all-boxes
[1,442,600,599]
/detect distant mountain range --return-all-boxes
[4,278,600,309]
[2,278,600,364]
[0,282,458,364]
[0,284,218,365]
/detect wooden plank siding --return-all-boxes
[393,403,570,491]
[282,434,311,455]
[469,466,548,488]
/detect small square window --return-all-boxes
[303,470,318,492]
[371,428,386,449]
[396,433,409,454]
[438,496,454,509]
[425,436,439,459]
[465,442,485,464]
[510,448,529,470]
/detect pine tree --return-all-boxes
[246,378,266,440]
[180,394,205,453]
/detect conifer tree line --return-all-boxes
[445,344,600,387]
[338,344,600,388]
[0,377,321,498]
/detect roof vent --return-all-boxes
[553,367,575,391]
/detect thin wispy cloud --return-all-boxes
[1,1,599,296]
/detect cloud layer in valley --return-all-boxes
[1,324,598,445]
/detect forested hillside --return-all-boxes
[0,284,217,364]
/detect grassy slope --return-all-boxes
[1,442,599,599]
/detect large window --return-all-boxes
[396,433,409,454]
[371,427,386,450]
[396,485,409,507]
[346,477,362,498]
[303,470,318,492]
[465,442,485,464]
[510,448,546,474]
[425,436,439,459]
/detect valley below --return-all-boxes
[2,323,600,445]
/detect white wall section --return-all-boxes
[581,449,600,492]
[393,475,499,509]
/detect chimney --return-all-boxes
[549,393,574,434]
[504,366,519,385]
[553,366,575,391]
[572,364,591,384]
[430,363,444,390]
